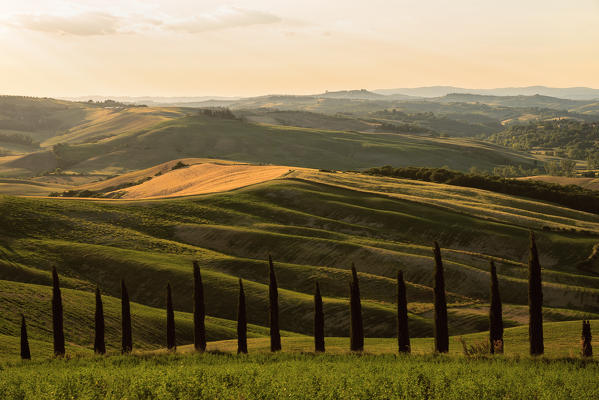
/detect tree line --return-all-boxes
[18,233,592,360]
[366,166,599,216]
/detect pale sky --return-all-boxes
[1,0,598,97]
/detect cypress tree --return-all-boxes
[121,279,132,354]
[20,314,31,360]
[51,266,65,357]
[582,320,593,358]
[268,255,281,352]
[314,282,325,352]
[397,270,410,353]
[94,286,106,355]
[193,261,206,352]
[489,261,504,354]
[528,232,544,356]
[433,242,449,353]
[349,264,364,351]
[237,279,248,354]
[166,283,176,351]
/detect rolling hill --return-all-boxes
[0,104,538,178]
[1,166,597,359]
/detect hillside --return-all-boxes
[1,168,598,357]
[0,110,538,177]
[518,175,599,191]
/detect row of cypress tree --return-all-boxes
[18,233,592,359]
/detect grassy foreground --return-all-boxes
[1,352,597,400]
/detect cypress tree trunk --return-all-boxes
[121,279,133,354]
[237,279,248,354]
[582,320,593,357]
[397,270,410,353]
[193,261,206,352]
[528,232,544,356]
[433,242,449,353]
[20,314,31,360]
[349,264,364,351]
[489,261,504,354]
[166,283,176,351]
[268,255,281,352]
[94,286,106,355]
[51,267,65,357]
[314,282,325,352]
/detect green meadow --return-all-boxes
[1,171,597,359]
[1,352,597,400]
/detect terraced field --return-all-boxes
[0,169,597,360]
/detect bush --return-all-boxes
[459,337,491,357]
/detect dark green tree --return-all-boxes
[193,261,206,352]
[489,261,504,354]
[166,283,176,351]
[51,267,65,357]
[20,314,31,360]
[237,279,248,354]
[268,255,281,352]
[528,232,544,356]
[433,242,449,353]
[582,320,592,358]
[121,279,132,354]
[397,270,410,353]
[314,282,325,352]
[349,264,364,351]
[94,286,106,355]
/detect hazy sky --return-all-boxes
[1,0,599,97]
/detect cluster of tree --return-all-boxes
[17,235,593,360]
[543,159,578,177]
[366,166,599,215]
[488,165,543,178]
[488,120,599,164]
[0,132,38,147]
[50,177,151,198]
[197,108,237,120]
[83,99,145,108]
[376,122,435,135]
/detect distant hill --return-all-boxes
[375,86,599,100]
[435,93,591,110]
[0,109,537,177]
[316,89,388,100]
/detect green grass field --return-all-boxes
[1,171,597,359]
[1,352,597,400]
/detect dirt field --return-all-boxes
[114,162,294,199]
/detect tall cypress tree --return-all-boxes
[397,270,410,353]
[94,286,106,355]
[489,261,504,354]
[51,267,65,357]
[433,242,449,353]
[237,279,248,354]
[193,261,206,352]
[581,320,592,358]
[314,282,325,352]
[268,255,281,352]
[20,314,31,360]
[121,279,132,354]
[528,232,544,356]
[349,264,364,351]
[166,283,176,351]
